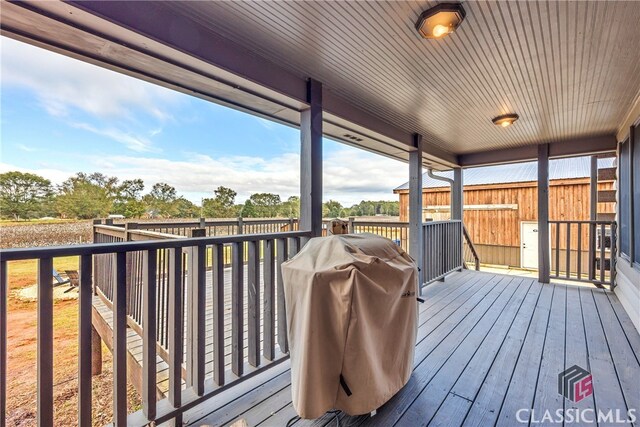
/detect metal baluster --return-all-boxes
[78,255,93,426]
[231,242,244,376]
[566,223,571,279]
[248,241,261,367]
[113,252,127,425]
[276,238,289,353]
[167,248,183,423]
[212,244,225,386]
[142,250,157,421]
[600,223,606,283]
[263,240,276,361]
[577,223,582,281]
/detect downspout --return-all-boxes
[427,169,455,213]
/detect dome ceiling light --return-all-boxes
[415,3,466,39]
[492,113,519,128]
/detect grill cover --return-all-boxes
[282,233,418,419]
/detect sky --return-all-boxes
[0,36,409,207]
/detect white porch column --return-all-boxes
[409,134,424,288]
[300,79,323,237]
[538,143,551,283]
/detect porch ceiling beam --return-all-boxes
[1,0,457,167]
[459,134,618,167]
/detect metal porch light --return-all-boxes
[415,3,466,39]
[492,114,519,128]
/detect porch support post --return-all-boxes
[589,156,597,280]
[300,78,323,237]
[452,167,464,271]
[409,134,424,288]
[452,167,463,220]
[538,143,550,283]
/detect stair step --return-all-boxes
[597,167,617,181]
[597,212,616,221]
[598,190,616,203]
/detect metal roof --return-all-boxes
[394,156,616,191]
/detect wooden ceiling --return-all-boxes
[167,1,640,154]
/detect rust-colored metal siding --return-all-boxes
[398,178,615,251]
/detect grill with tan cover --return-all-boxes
[282,233,418,419]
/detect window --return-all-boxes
[620,137,630,258]
[619,123,640,267]
[634,124,640,266]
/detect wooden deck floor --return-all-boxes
[92,263,273,395]
[181,270,640,427]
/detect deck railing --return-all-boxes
[422,220,464,286]
[105,217,299,237]
[0,230,310,426]
[348,219,409,251]
[463,225,480,270]
[549,220,617,289]
[93,218,411,354]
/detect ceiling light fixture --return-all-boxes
[492,113,519,128]
[415,3,466,39]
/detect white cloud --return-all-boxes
[69,122,158,153]
[0,162,73,184]
[0,147,407,206]
[16,144,36,152]
[1,37,180,120]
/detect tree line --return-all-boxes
[0,171,399,220]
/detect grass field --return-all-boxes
[4,257,141,426]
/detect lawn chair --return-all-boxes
[64,270,80,293]
[52,269,70,287]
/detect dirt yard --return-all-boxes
[6,297,141,426]
[3,232,141,425]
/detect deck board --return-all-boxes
[94,269,640,427]
[185,270,640,426]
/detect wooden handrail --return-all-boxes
[0,231,312,261]
[463,225,480,270]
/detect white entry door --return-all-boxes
[521,222,539,270]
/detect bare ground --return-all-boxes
[6,299,141,427]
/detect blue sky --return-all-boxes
[0,36,408,207]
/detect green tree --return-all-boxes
[112,179,145,218]
[348,200,399,217]
[56,172,115,219]
[0,171,54,220]
[143,182,178,217]
[173,197,199,218]
[279,195,300,218]
[239,199,257,218]
[247,193,281,217]
[323,200,344,218]
[202,186,237,218]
